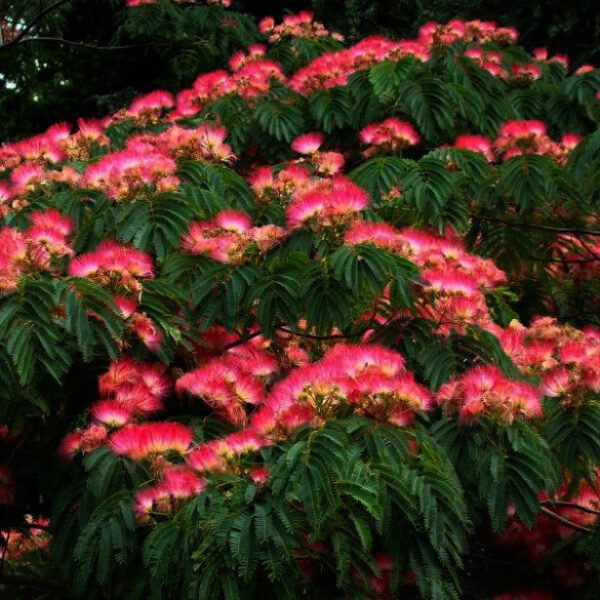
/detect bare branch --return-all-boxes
[478,216,600,237]
[0,0,72,51]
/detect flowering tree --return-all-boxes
[1,6,600,599]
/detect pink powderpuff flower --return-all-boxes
[291,132,324,155]
[313,151,345,175]
[214,209,252,232]
[161,466,206,499]
[222,430,267,456]
[10,163,49,195]
[453,134,494,162]
[68,240,154,294]
[126,90,174,122]
[360,118,420,151]
[129,313,163,351]
[83,148,178,202]
[109,422,193,460]
[344,222,403,252]
[114,295,138,318]
[324,343,405,378]
[510,63,542,80]
[133,487,159,518]
[575,64,595,75]
[186,440,228,473]
[258,16,275,34]
[113,381,165,415]
[250,466,269,485]
[422,267,480,297]
[90,400,133,427]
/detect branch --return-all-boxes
[276,326,373,341]
[540,506,591,533]
[542,500,600,516]
[478,216,600,237]
[0,0,72,51]
[15,36,173,51]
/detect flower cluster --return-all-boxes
[0,517,51,561]
[59,357,170,459]
[258,11,342,44]
[437,365,543,423]
[360,118,420,154]
[345,223,505,334]
[495,477,600,592]
[418,19,518,47]
[68,240,154,295]
[0,464,15,506]
[157,123,235,162]
[286,175,369,230]
[176,339,277,425]
[181,209,286,263]
[83,147,179,201]
[451,120,581,164]
[494,120,581,163]
[0,209,74,294]
[493,318,600,406]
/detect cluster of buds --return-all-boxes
[437,365,543,423]
[258,11,342,44]
[248,163,311,203]
[181,209,286,264]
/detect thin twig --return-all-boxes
[478,216,600,237]
[540,506,591,533]
[0,0,72,51]
[542,500,600,516]
[15,36,173,50]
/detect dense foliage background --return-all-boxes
[0,2,599,600]
[1,0,599,140]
